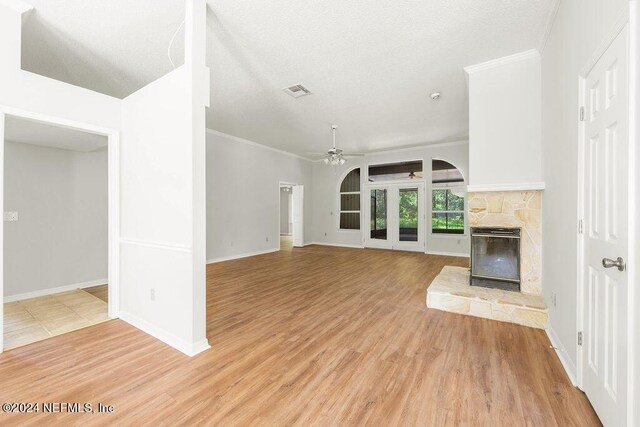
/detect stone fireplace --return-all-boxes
[426,190,546,329]
[468,191,541,295]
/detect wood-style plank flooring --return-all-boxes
[84,284,109,303]
[0,245,599,425]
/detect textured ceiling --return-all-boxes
[20,0,557,155]
[5,116,107,152]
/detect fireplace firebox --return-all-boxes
[470,227,521,292]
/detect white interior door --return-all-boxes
[582,26,628,426]
[291,185,304,247]
[364,183,424,252]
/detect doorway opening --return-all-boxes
[279,186,293,251]
[279,182,303,250]
[2,115,113,351]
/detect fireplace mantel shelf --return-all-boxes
[466,182,545,192]
[426,266,548,329]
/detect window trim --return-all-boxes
[431,157,466,235]
[338,167,362,231]
[431,187,465,234]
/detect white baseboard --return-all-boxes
[206,248,279,264]
[546,325,578,387]
[426,250,470,258]
[309,241,364,249]
[119,311,211,357]
[4,278,108,303]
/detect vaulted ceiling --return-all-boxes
[20,0,557,155]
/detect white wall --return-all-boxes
[3,141,107,298]
[279,188,291,234]
[541,0,630,388]
[206,131,313,261]
[0,3,121,352]
[311,141,470,256]
[120,64,208,356]
[466,52,543,191]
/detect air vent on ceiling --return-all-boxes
[282,84,312,98]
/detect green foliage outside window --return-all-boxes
[432,188,464,234]
[399,189,418,228]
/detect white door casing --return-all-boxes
[582,26,629,426]
[292,185,304,247]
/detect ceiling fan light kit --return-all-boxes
[324,125,347,166]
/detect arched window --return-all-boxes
[431,159,465,234]
[339,168,361,230]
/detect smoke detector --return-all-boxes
[283,84,312,98]
[430,92,441,100]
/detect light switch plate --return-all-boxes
[3,211,18,222]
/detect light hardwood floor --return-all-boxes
[0,245,599,425]
[84,284,108,303]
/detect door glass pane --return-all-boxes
[399,188,418,242]
[370,189,387,240]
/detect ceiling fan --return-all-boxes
[308,125,363,165]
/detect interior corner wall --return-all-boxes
[120,66,204,353]
[0,6,121,130]
[3,142,107,298]
[467,55,542,188]
[206,131,313,261]
[311,142,470,256]
[541,0,629,379]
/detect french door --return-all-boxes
[364,183,425,252]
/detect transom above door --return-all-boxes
[364,183,425,252]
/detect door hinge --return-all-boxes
[578,331,583,346]
[580,106,586,122]
[578,219,584,234]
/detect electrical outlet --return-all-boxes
[266,236,269,242]
[150,288,156,301]
[3,211,18,222]
[551,292,557,308]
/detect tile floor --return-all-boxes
[3,289,109,350]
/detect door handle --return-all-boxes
[602,257,625,272]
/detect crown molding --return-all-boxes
[0,0,33,14]
[205,128,313,162]
[364,139,469,156]
[464,49,540,75]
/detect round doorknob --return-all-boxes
[602,257,625,272]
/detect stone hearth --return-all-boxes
[426,266,548,329]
